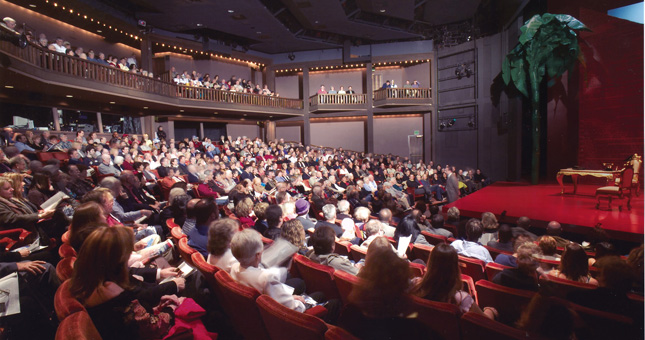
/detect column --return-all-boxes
[365,63,374,153]
[302,68,311,146]
[423,111,432,162]
[96,112,103,133]
[140,35,153,73]
[265,121,276,141]
[52,107,60,131]
[199,122,204,139]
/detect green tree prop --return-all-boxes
[502,13,590,184]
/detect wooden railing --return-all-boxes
[373,87,432,101]
[309,93,367,106]
[0,41,303,110]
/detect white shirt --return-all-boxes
[230,263,305,312]
[450,239,493,263]
[207,249,238,273]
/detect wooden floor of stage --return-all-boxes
[443,182,644,242]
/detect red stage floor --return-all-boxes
[443,182,644,242]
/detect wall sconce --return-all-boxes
[439,122,446,130]
[455,63,472,79]
[288,52,295,61]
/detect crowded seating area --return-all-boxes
[0,129,642,339]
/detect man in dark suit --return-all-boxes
[157,157,169,178]
[445,168,460,203]
[239,164,255,182]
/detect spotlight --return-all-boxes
[448,118,456,127]
[439,123,446,130]
[467,120,474,127]
[288,52,295,61]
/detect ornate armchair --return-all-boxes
[596,167,633,211]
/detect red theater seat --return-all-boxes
[324,325,359,340]
[292,254,340,299]
[333,269,360,306]
[421,230,449,245]
[190,252,219,290]
[485,262,511,281]
[410,295,462,340]
[256,294,328,340]
[177,237,197,267]
[411,243,433,264]
[56,257,76,282]
[348,245,367,263]
[213,270,269,340]
[461,312,530,340]
[55,310,101,340]
[475,280,535,326]
[54,280,85,321]
[458,255,487,282]
[539,274,597,298]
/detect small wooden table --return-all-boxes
[556,168,621,194]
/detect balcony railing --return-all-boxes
[308,93,367,112]
[0,41,303,111]
[373,87,432,107]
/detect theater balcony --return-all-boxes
[372,88,432,108]
[0,41,303,119]
[308,93,367,113]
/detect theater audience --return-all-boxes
[314,204,343,237]
[280,219,308,254]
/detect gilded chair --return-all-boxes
[596,167,633,211]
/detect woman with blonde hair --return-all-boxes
[0,176,54,231]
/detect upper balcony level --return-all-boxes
[0,39,433,118]
[0,40,303,120]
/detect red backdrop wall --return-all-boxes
[576,8,644,169]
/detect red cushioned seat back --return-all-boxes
[411,243,433,264]
[256,294,328,340]
[484,262,511,281]
[551,297,636,340]
[461,312,531,340]
[292,254,340,299]
[54,280,85,321]
[58,243,77,259]
[538,274,597,299]
[166,218,180,229]
[334,240,351,257]
[410,295,462,340]
[475,280,535,326]
[213,270,269,340]
[333,269,361,306]
[177,237,196,267]
[324,325,359,340]
[348,245,367,263]
[458,255,486,282]
[421,230,449,245]
[191,252,219,290]
[55,310,101,340]
[56,257,76,282]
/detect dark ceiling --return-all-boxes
[77,0,522,54]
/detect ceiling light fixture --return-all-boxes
[4,85,14,88]
[228,9,234,13]
[29,4,37,8]
[66,94,73,98]
[379,9,386,13]
[109,101,115,104]
[196,23,203,27]
[143,106,148,109]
